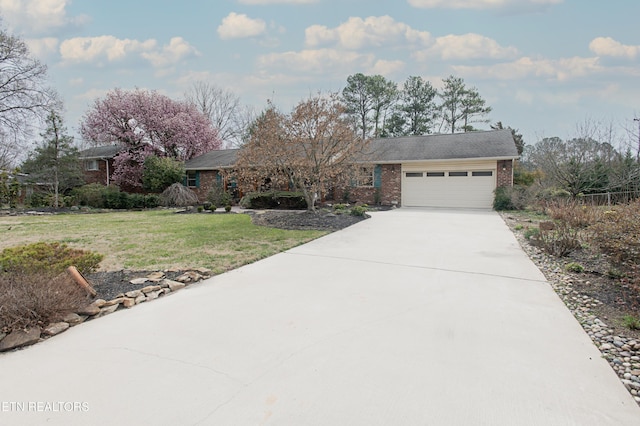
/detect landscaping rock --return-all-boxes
[77,303,101,316]
[62,313,85,326]
[142,285,162,293]
[0,327,41,352]
[130,278,148,285]
[125,290,142,298]
[43,322,70,336]
[134,294,146,304]
[103,297,124,307]
[145,290,162,301]
[96,304,119,317]
[146,271,165,281]
[122,297,136,308]
[164,279,185,291]
[93,299,107,308]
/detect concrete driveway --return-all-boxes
[1,208,639,425]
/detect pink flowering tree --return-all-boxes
[80,88,221,189]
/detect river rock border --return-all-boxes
[501,213,640,406]
[0,269,211,353]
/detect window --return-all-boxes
[426,172,445,177]
[472,171,493,177]
[406,172,423,178]
[449,171,468,177]
[186,171,198,188]
[85,160,99,171]
[355,167,374,187]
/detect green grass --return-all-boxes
[0,210,326,273]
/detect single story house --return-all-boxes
[185,129,518,209]
[77,144,121,186]
[183,148,239,201]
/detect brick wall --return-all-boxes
[82,159,113,186]
[333,164,401,206]
[497,159,514,187]
[190,170,217,201]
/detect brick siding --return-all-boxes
[497,159,514,187]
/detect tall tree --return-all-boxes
[184,81,255,147]
[0,25,57,168]
[438,75,491,133]
[21,111,84,208]
[342,73,375,140]
[80,88,221,189]
[385,76,438,136]
[491,121,525,155]
[236,94,367,211]
[342,74,398,139]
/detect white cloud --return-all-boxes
[258,48,375,74]
[407,0,562,10]
[453,56,601,81]
[59,35,198,68]
[25,37,60,58]
[414,33,518,60]
[0,0,89,34]
[305,16,430,49]
[589,37,640,60]
[60,36,157,63]
[238,0,317,4]
[218,12,267,40]
[141,37,200,67]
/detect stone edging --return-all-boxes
[0,269,210,353]
[501,214,640,406]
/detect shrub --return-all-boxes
[565,262,584,273]
[0,242,103,275]
[207,182,232,208]
[622,314,640,330]
[225,204,232,212]
[240,191,307,209]
[72,183,108,208]
[161,183,199,207]
[0,271,91,330]
[142,155,185,193]
[532,220,581,257]
[545,200,602,229]
[26,192,50,208]
[589,200,640,266]
[493,186,515,211]
[524,227,539,240]
[350,204,368,217]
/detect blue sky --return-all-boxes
[2,0,639,150]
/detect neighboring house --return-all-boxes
[183,149,239,201]
[184,129,518,209]
[77,145,121,186]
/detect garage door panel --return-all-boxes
[402,167,495,208]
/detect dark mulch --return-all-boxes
[85,209,369,301]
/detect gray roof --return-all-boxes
[362,129,519,163]
[184,149,239,170]
[78,144,122,159]
[183,130,518,170]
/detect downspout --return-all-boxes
[101,157,110,186]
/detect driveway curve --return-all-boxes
[1,208,639,425]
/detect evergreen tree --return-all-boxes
[21,111,83,208]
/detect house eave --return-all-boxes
[354,155,519,165]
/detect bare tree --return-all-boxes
[236,94,368,211]
[0,26,58,167]
[184,81,254,148]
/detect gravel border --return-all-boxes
[501,213,640,405]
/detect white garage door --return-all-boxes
[402,165,496,209]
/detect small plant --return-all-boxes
[350,204,368,217]
[622,314,640,330]
[565,262,584,273]
[606,268,625,279]
[225,204,232,212]
[197,206,204,213]
[161,183,199,207]
[524,227,540,240]
[333,203,347,211]
[514,224,524,231]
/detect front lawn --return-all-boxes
[0,210,326,273]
